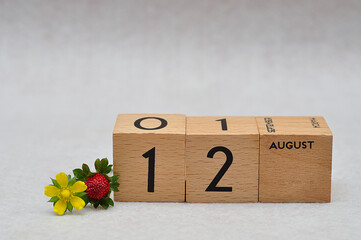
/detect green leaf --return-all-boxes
[73,168,83,177]
[105,198,114,207]
[82,164,91,175]
[67,202,73,212]
[100,158,108,170]
[68,177,77,186]
[94,159,101,172]
[67,174,71,181]
[93,201,100,208]
[110,182,119,192]
[51,178,61,188]
[48,196,59,203]
[101,204,109,209]
[112,174,119,181]
[103,165,112,174]
[110,180,119,186]
[74,191,87,197]
[110,181,119,186]
[99,199,109,209]
[73,169,86,180]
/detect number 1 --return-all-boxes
[216,118,228,131]
[143,147,155,192]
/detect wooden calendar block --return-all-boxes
[113,114,186,202]
[256,117,333,202]
[186,116,259,202]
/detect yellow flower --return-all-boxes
[44,172,87,215]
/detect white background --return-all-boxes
[1,0,361,239]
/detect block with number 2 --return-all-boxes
[186,117,259,202]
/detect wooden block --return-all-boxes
[256,116,333,202]
[186,116,259,202]
[113,114,186,202]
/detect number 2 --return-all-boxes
[205,146,233,192]
[143,147,155,192]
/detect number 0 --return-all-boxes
[206,146,233,192]
[134,117,168,130]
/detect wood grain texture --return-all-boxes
[186,116,259,202]
[256,116,333,203]
[113,114,185,202]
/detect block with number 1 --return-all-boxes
[113,114,186,202]
[186,116,259,202]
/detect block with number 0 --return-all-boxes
[186,116,259,202]
[113,114,186,202]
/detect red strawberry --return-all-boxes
[73,158,119,209]
[85,174,110,199]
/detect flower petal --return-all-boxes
[70,181,87,193]
[56,172,68,188]
[70,196,85,211]
[54,199,67,215]
[44,185,60,197]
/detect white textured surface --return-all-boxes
[1,0,361,239]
